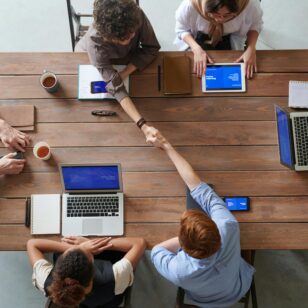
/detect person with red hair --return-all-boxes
[150,131,255,307]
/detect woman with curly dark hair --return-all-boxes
[76,0,160,144]
[27,236,146,307]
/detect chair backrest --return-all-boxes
[66,0,140,51]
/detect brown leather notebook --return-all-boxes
[163,55,191,95]
[0,105,35,131]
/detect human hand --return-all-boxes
[61,236,89,246]
[0,152,26,175]
[148,130,172,151]
[235,46,257,79]
[192,46,214,78]
[79,237,113,255]
[141,124,159,144]
[0,120,30,152]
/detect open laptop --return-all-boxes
[59,163,124,236]
[275,105,308,171]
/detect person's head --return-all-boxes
[205,0,239,23]
[179,209,221,259]
[48,248,94,307]
[93,0,141,45]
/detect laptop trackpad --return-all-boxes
[82,219,102,235]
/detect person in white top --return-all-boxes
[175,0,263,78]
[27,236,146,307]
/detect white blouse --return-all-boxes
[175,0,263,50]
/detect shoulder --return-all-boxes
[112,258,134,295]
[32,259,53,294]
[243,0,263,16]
[176,0,198,18]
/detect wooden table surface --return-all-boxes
[1,50,308,250]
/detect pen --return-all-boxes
[157,65,161,92]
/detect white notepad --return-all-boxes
[288,80,308,108]
[78,64,129,100]
[31,194,61,234]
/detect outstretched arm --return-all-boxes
[27,239,73,267]
[150,132,201,191]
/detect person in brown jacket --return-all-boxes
[76,0,161,141]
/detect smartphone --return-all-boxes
[223,197,250,211]
[90,81,107,94]
[14,151,24,159]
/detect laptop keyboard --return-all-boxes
[66,196,119,217]
[293,116,308,166]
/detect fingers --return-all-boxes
[235,55,243,63]
[96,243,113,253]
[62,236,78,245]
[3,152,17,159]
[207,54,214,64]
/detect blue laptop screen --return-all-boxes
[62,165,120,191]
[205,64,242,90]
[275,106,293,168]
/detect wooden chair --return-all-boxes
[66,0,140,51]
[175,250,258,308]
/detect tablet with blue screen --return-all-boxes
[202,63,246,93]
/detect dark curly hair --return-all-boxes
[93,0,141,41]
[48,249,94,307]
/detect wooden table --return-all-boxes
[1,51,308,251]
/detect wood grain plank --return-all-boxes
[1,223,308,250]
[130,73,308,97]
[1,73,308,99]
[0,122,278,147]
[1,51,308,75]
[0,145,282,173]
[142,51,308,74]
[1,171,308,198]
[2,196,308,224]
[0,75,78,99]
[0,199,26,224]
[0,97,288,122]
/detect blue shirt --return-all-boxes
[151,182,255,308]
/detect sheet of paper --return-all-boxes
[78,65,129,100]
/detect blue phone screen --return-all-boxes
[205,65,242,90]
[224,197,249,211]
[91,81,107,93]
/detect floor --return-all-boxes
[0,0,308,307]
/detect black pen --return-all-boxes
[157,65,161,92]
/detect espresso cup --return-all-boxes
[39,70,59,93]
[33,141,51,160]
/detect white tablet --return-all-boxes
[202,63,246,93]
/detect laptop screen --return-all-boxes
[205,64,242,90]
[61,165,120,191]
[275,106,293,168]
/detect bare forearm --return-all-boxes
[165,144,201,191]
[119,96,142,123]
[246,30,259,48]
[27,239,72,267]
[154,237,180,253]
[183,33,202,53]
[110,237,146,269]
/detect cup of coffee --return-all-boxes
[40,70,59,93]
[33,141,51,160]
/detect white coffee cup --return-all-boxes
[33,141,51,160]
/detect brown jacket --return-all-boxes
[81,9,160,102]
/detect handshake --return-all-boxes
[141,125,172,151]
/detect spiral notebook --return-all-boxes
[288,80,308,108]
[31,194,61,234]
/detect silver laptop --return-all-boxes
[275,105,308,171]
[59,163,124,236]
